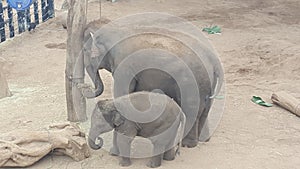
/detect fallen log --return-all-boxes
[0,123,90,168]
[271,91,300,117]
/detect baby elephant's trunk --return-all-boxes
[88,135,104,150]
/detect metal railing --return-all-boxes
[0,0,55,43]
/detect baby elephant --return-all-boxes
[88,91,186,168]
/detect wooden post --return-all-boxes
[65,0,87,122]
[0,58,11,99]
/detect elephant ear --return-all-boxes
[112,112,124,127]
[89,32,106,59]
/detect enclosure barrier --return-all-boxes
[0,0,55,43]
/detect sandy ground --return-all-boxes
[0,0,300,168]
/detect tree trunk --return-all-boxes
[0,58,11,99]
[65,0,88,122]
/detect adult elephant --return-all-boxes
[78,16,223,149]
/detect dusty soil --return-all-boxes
[0,0,300,168]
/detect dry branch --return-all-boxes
[0,123,90,168]
[271,91,300,117]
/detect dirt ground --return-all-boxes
[0,0,300,168]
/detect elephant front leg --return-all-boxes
[109,130,119,156]
[116,133,134,167]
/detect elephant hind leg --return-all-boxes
[147,154,163,168]
[183,97,212,147]
[198,116,211,142]
[163,133,177,161]
[198,99,212,142]
[148,143,164,168]
[182,134,198,148]
[182,117,199,148]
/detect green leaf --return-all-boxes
[202,26,221,34]
[251,96,273,107]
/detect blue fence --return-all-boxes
[0,0,55,43]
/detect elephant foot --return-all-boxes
[204,137,211,142]
[109,147,119,156]
[182,138,198,148]
[163,148,175,161]
[119,157,131,167]
[147,158,162,168]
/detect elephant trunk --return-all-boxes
[88,65,104,97]
[88,130,104,150]
[82,62,104,98]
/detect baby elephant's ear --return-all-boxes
[112,112,124,127]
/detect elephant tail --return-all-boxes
[210,66,224,99]
[175,110,186,156]
[209,76,221,99]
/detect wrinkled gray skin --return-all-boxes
[88,92,186,168]
[81,19,223,149]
